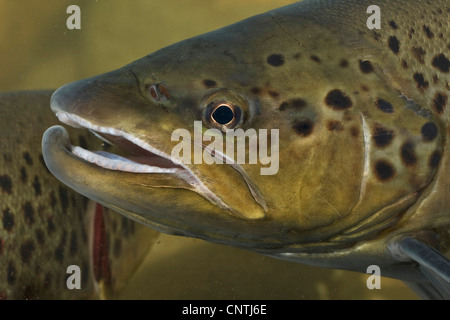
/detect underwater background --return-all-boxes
[0,0,417,299]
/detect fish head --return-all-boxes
[43,7,443,253]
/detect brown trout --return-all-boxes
[42,0,450,298]
[0,91,157,299]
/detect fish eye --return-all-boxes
[204,101,242,131]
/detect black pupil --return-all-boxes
[212,105,234,125]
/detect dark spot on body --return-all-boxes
[58,186,69,211]
[293,120,314,137]
[401,60,408,69]
[339,59,349,68]
[310,55,321,63]
[2,208,14,232]
[400,142,417,166]
[429,150,441,168]
[388,36,400,54]
[278,98,307,111]
[20,240,35,264]
[327,120,344,131]
[70,231,78,255]
[7,262,16,285]
[32,176,41,196]
[325,90,352,110]
[359,60,374,73]
[423,25,434,38]
[389,20,398,29]
[35,229,45,245]
[47,216,55,235]
[19,167,28,184]
[268,90,279,98]
[421,122,438,141]
[413,73,429,91]
[203,79,217,88]
[433,92,448,114]
[23,202,34,225]
[411,47,426,64]
[350,126,360,138]
[361,85,370,91]
[0,175,12,194]
[251,87,261,95]
[267,54,284,67]
[373,125,394,147]
[23,152,33,166]
[374,160,396,181]
[432,53,450,73]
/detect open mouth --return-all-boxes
[55,111,185,174]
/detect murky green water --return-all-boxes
[1,0,418,299]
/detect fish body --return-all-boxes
[43,0,450,298]
[0,91,156,299]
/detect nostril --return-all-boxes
[147,84,161,101]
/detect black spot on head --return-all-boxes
[58,186,69,211]
[203,79,217,88]
[339,59,349,68]
[2,208,14,232]
[411,47,426,64]
[421,122,438,141]
[293,120,314,137]
[0,175,12,194]
[268,90,279,98]
[350,126,359,138]
[23,202,34,225]
[267,54,284,67]
[359,60,374,73]
[413,73,429,91]
[432,53,450,73]
[429,150,441,168]
[32,176,41,196]
[278,98,307,111]
[374,160,395,181]
[389,20,398,29]
[327,120,344,131]
[20,240,35,264]
[361,85,369,92]
[310,55,321,63]
[70,231,78,255]
[423,25,434,38]
[433,92,448,114]
[400,141,417,166]
[373,125,394,148]
[388,36,400,54]
[7,261,16,285]
[325,89,352,110]
[20,167,27,183]
[251,87,261,95]
[23,152,33,166]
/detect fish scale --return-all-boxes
[42,0,450,298]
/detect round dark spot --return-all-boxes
[388,36,400,54]
[20,240,35,264]
[23,152,33,166]
[2,208,14,232]
[401,60,408,69]
[400,141,417,166]
[327,120,344,131]
[429,150,441,168]
[359,60,374,73]
[268,90,279,98]
[374,160,395,181]
[373,125,394,148]
[0,175,12,194]
[325,89,352,110]
[350,126,360,138]
[361,85,370,92]
[411,47,426,64]
[423,25,434,39]
[433,92,448,114]
[7,261,16,285]
[339,59,349,68]
[32,176,41,196]
[389,20,398,29]
[251,87,261,94]
[23,202,34,225]
[413,73,429,91]
[267,54,284,67]
[203,79,217,88]
[432,53,450,73]
[421,122,438,141]
[293,120,314,137]
[310,55,321,63]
